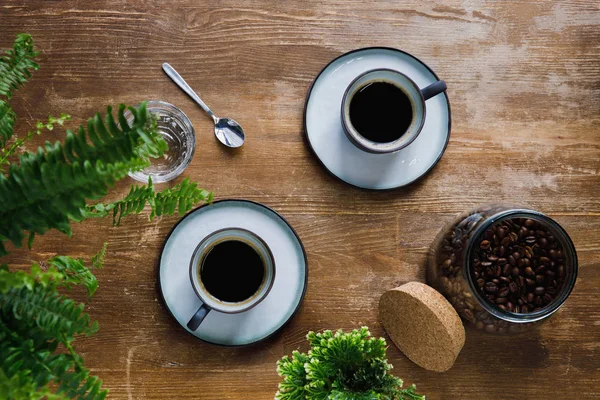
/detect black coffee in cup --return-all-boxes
[349,81,414,143]
[200,239,265,302]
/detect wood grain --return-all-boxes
[1,0,599,399]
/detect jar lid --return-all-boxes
[379,282,465,372]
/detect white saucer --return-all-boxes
[304,47,451,190]
[159,200,308,346]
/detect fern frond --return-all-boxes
[0,322,106,400]
[0,285,98,340]
[0,367,63,400]
[0,33,39,100]
[0,264,63,294]
[0,100,16,149]
[47,257,99,297]
[0,102,166,256]
[84,177,213,226]
[91,242,108,269]
[0,113,70,171]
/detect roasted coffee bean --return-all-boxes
[527,293,535,303]
[535,265,546,273]
[543,294,553,303]
[497,228,506,240]
[535,287,545,295]
[525,278,536,286]
[463,309,476,323]
[536,275,545,284]
[495,297,507,304]
[498,287,510,297]
[509,282,518,293]
[511,267,520,277]
[524,219,535,228]
[480,240,491,250]
[480,261,492,267]
[535,296,543,306]
[485,282,498,293]
[499,276,511,284]
[524,267,534,276]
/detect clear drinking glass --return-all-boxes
[126,100,195,183]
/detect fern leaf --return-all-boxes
[0,103,165,256]
[47,257,99,297]
[0,113,70,171]
[0,264,63,294]
[91,242,108,269]
[0,323,105,400]
[0,367,63,400]
[83,177,213,226]
[0,33,39,100]
[0,100,16,149]
[0,285,98,340]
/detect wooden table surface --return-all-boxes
[2,1,599,399]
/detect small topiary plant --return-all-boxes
[276,327,425,400]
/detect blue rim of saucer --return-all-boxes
[157,199,309,347]
[303,47,452,191]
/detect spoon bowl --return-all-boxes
[162,63,245,148]
[214,117,245,148]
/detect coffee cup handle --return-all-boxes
[187,304,210,331]
[421,80,447,101]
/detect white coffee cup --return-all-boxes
[341,68,447,154]
[186,228,276,331]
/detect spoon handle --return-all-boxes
[162,63,215,119]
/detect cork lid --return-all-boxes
[379,282,465,372]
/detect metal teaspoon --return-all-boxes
[162,63,245,148]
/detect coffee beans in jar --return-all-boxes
[427,204,577,335]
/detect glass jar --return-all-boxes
[427,204,577,334]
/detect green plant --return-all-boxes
[276,327,425,400]
[0,33,212,399]
[0,246,107,400]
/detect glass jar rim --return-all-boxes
[463,209,578,324]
